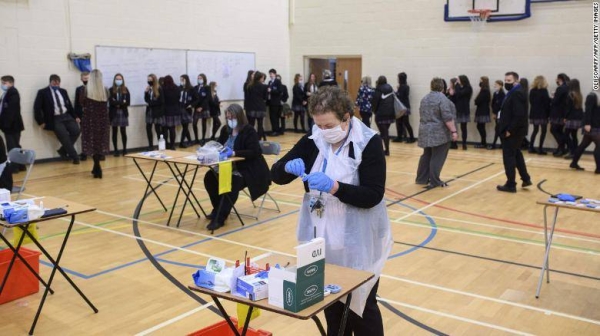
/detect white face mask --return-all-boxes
[227,119,238,129]
[320,123,347,144]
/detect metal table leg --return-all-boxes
[338,293,353,336]
[165,162,191,226]
[536,206,559,298]
[133,159,167,212]
[311,315,327,336]
[211,296,241,336]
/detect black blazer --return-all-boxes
[372,84,395,119]
[0,135,12,191]
[268,79,283,106]
[180,87,197,112]
[498,87,528,137]
[34,87,76,131]
[454,84,473,117]
[208,93,221,117]
[271,129,386,209]
[217,124,271,201]
[162,86,181,117]
[529,88,551,120]
[74,85,86,119]
[565,96,584,121]
[246,83,268,112]
[108,88,130,121]
[396,85,411,109]
[194,85,210,111]
[144,87,165,118]
[292,83,306,107]
[0,86,24,133]
[551,84,569,119]
[243,82,250,110]
[492,90,505,115]
[584,93,600,128]
[474,89,491,117]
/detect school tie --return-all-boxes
[54,90,64,114]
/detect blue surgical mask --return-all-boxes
[227,119,238,129]
[51,85,60,91]
[0,85,7,91]
[115,79,123,86]
[198,79,204,85]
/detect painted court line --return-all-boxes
[135,302,214,336]
[376,297,534,336]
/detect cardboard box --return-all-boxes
[236,273,269,301]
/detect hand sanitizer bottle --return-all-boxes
[158,134,166,151]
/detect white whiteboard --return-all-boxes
[186,50,255,101]
[95,46,187,106]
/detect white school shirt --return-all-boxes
[50,87,67,116]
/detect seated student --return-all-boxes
[0,135,13,191]
[33,74,81,164]
[203,103,271,230]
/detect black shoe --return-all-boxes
[179,142,188,148]
[206,211,216,220]
[392,138,403,143]
[122,149,128,156]
[528,148,537,154]
[406,139,416,144]
[570,163,585,171]
[271,132,281,137]
[384,149,390,156]
[206,220,224,231]
[79,154,87,161]
[113,151,120,157]
[522,180,533,188]
[538,150,548,155]
[553,150,565,157]
[72,159,80,165]
[496,185,517,193]
[57,149,68,160]
[487,144,496,150]
[450,142,458,150]
[99,155,106,161]
[462,144,467,150]
[474,144,484,149]
[563,154,574,160]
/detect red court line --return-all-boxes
[385,188,600,240]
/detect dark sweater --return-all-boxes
[565,96,584,122]
[454,84,473,118]
[584,93,600,128]
[162,86,181,117]
[292,83,306,107]
[108,88,131,121]
[396,85,410,109]
[529,88,551,120]
[144,87,165,118]
[271,129,386,209]
[550,84,569,119]
[372,84,395,119]
[474,89,491,117]
[208,93,221,117]
[0,86,24,133]
[498,86,528,137]
[246,83,268,112]
[492,90,505,115]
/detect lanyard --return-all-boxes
[321,121,353,173]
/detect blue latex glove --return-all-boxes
[303,172,334,193]
[221,146,234,158]
[284,158,305,177]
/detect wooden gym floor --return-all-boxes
[0,133,599,335]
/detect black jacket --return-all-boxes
[318,79,338,88]
[281,85,289,104]
[0,136,12,191]
[217,124,270,201]
[565,96,584,122]
[246,83,268,112]
[194,85,210,111]
[498,86,528,137]
[474,89,491,117]
[180,87,197,112]
[108,88,130,121]
[529,88,551,120]
[162,86,181,117]
[144,87,165,118]
[292,83,306,107]
[396,85,411,109]
[372,84,395,119]
[0,86,24,133]
[454,84,472,117]
[243,82,250,110]
[34,87,76,131]
[74,85,86,119]
[492,90,505,115]
[208,93,221,117]
[268,78,283,106]
[271,129,386,209]
[584,93,600,129]
[551,84,569,119]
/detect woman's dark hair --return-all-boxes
[480,76,490,91]
[250,71,265,88]
[198,73,208,86]
[112,73,129,94]
[180,74,193,91]
[308,86,353,120]
[245,70,254,86]
[442,79,448,93]
[398,72,407,86]
[568,78,583,110]
[557,73,569,85]
[458,75,470,87]
[162,75,176,89]
[225,103,249,128]
[376,75,387,87]
[308,73,317,84]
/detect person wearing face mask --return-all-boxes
[74,72,89,161]
[271,86,391,336]
[550,73,570,157]
[474,76,491,148]
[108,73,130,156]
[0,75,25,173]
[488,80,505,150]
[203,104,271,230]
[292,74,308,133]
[193,73,210,144]
[496,71,532,193]
[267,69,283,136]
[372,75,395,156]
[246,71,269,141]
[208,81,222,140]
[454,75,473,150]
[179,75,196,148]
[34,74,81,164]
[144,73,165,150]
[162,75,182,150]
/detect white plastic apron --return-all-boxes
[297,118,393,317]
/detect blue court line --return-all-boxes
[387,202,438,259]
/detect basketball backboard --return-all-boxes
[445,0,531,22]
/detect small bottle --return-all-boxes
[158,134,166,151]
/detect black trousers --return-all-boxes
[268,105,282,133]
[550,124,565,151]
[359,112,372,129]
[500,134,530,187]
[395,115,414,140]
[324,280,383,336]
[54,114,80,160]
[203,171,246,223]
[571,133,600,172]
[3,131,23,171]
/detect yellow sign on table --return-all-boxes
[218,161,232,195]
[237,303,261,328]
[13,225,38,246]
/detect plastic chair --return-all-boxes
[238,141,281,220]
[9,148,36,200]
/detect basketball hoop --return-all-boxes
[467,9,492,32]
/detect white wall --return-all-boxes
[290,0,590,145]
[0,0,290,159]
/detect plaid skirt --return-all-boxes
[548,117,564,126]
[530,118,548,126]
[474,115,491,123]
[456,114,471,123]
[375,116,395,125]
[110,109,129,127]
[164,115,181,127]
[145,110,164,125]
[247,110,267,118]
[181,108,193,124]
[292,105,306,113]
[565,119,582,130]
[193,110,210,122]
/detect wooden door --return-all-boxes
[335,57,362,115]
[308,58,330,83]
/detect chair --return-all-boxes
[238,141,282,220]
[9,148,36,200]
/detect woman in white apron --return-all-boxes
[271,86,392,336]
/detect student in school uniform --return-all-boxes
[246,71,268,141]
[179,74,195,148]
[528,76,551,154]
[355,76,374,128]
[193,73,210,144]
[292,74,308,133]
[447,77,459,149]
[0,135,13,190]
[0,75,25,173]
[243,70,254,113]
[454,75,473,150]
[108,73,130,156]
[488,80,505,150]
[267,69,283,136]
[570,92,600,173]
[393,72,415,143]
[162,75,182,150]
[550,73,570,157]
[144,73,164,150]
[304,73,318,131]
[318,69,338,87]
[208,81,222,141]
[474,76,491,148]
[34,74,81,164]
[519,78,531,150]
[74,72,89,161]
[563,79,584,159]
[372,76,395,156]
[276,74,290,135]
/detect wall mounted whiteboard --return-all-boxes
[186,50,255,102]
[95,46,255,105]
